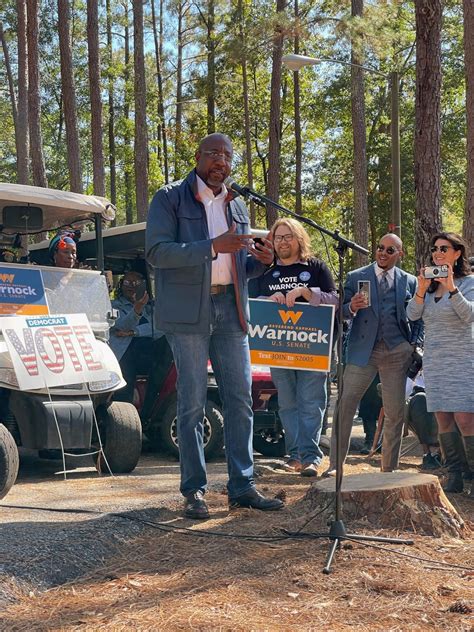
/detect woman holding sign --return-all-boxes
[254,218,338,476]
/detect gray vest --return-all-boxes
[376,278,406,349]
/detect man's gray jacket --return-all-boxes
[146,169,266,334]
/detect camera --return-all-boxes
[424,265,448,279]
[406,348,423,380]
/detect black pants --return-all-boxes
[115,337,156,403]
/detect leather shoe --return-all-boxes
[184,491,210,519]
[301,463,318,477]
[229,487,284,511]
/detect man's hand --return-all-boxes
[269,292,286,304]
[213,223,253,254]
[350,292,368,314]
[285,286,311,307]
[115,329,135,337]
[248,237,274,265]
[134,290,149,315]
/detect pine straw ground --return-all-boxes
[1,456,473,632]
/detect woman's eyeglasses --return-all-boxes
[430,245,453,253]
[274,234,294,243]
[376,245,398,255]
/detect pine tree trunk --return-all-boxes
[0,23,21,168]
[206,0,216,134]
[26,0,47,188]
[151,0,169,183]
[87,0,106,197]
[266,0,286,228]
[58,0,83,193]
[293,0,302,215]
[414,0,443,270]
[463,0,474,252]
[238,0,255,225]
[133,0,149,223]
[351,0,368,266]
[174,2,185,179]
[123,1,133,225]
[106,0,117,209]
[16,0,29,185]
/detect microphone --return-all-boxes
[224,177,248,197]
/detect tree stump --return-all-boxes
[306,472,467,538]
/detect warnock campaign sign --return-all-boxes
[1,313,118,389]
[248,299,335,372]
[0,265,49,316]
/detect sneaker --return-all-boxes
[322,467,337,478]
[359,438,373,455]
[281,459,302,472]
[421,453,442,470]
[301,463,318,477]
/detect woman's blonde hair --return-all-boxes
[269,218,313,261]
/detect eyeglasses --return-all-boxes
[201,150,233,163]
[123,279,144,288]
[376,245,398,255]
[430,245,453,253]
[274,234,294,243]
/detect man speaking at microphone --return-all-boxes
[146,133,283,519]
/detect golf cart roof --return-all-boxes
[0,183,115,235]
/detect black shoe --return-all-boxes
[359,438,373,455]
[421,453,442,470]
[184,491,210,519]
[443,472,464,493]
[229,487,284,511]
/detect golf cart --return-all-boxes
[0,184,142,500]
[30,222,287,460]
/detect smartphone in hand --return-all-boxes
[357,280,371,307]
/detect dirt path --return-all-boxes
[1,449,473,630]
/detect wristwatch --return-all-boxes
[448,288,459,298]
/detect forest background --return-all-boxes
[0,0,473,272]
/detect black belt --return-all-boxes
[210,284,234,295]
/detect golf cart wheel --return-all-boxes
[253,429,286,458]
[0,423,19,500]
[94,402,142,473]
[158,397,224,459]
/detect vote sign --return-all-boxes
[248,299,335,372]
[1,313,110,389]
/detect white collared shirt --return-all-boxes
[374,263,395,290]
[196,175,233,285]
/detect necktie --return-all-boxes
[380,271,389,293]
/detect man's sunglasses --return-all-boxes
[376,245,398,255]
[430,245,453,253]
[123,279,144,288]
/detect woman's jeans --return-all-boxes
[271,367,327,465]
[167,292,254,499]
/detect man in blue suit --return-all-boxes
[326,233,422,474]
[146,133,283,519]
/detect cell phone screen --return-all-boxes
[358,280,371,307]
[134,282,146,300]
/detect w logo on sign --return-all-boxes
[278,310,303,325]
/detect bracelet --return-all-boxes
[415,293,425,300]
[448,288,459,298]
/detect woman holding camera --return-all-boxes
[407,232,474,495]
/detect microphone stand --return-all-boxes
[236,185,413,573]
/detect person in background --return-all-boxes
[110,271,154,404]
[49,233,78,268]
[324,233,422,476]
[407,232,474,496]
[146,132,283,519]
[253,218,338,477]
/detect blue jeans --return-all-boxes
[271,367,327,465]
[167,292,254,499]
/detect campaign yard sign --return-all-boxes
[0,266,49,316]
[1,313,113,389]
[248,299,335,371]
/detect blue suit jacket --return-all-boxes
[343,263,422,366]
[146,169,265,334]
